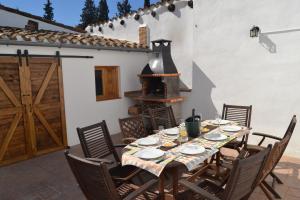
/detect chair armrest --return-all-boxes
[123,179,158,200]
[113,144,127,148]
[252,132,282,140]
[112,168,142,182]
[179,180,221,200]
[86,158,114,164]
[122,137,137,144]
[252,132,282,146]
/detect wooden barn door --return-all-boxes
[0,57,29,165]
[28,58,67,155]
[0,56,67,166]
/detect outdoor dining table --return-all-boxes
[121,120,250,200]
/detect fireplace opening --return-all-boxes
[142,77,166,97]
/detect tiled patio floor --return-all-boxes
[0,145,299,200]
[250,155,300,200]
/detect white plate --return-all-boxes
[164,128,179,136]
[222,125,242,132]
[180,144,205,155]
[137,137,159,146]
[203,133,227,141]
[211,119,230,125]
[135,148,165,160]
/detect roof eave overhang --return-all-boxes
[0,40,151,53]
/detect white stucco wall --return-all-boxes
[0,45,148,146]
[86,0,300,157]
[0,9,77,33]
[87,1,194,88]
[184,0,300,157]
[2,0,299,158]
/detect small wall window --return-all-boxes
[95,66,120,101]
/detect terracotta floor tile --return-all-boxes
[286,187,300,198]
[284,195,300,200]
[285,176,300,189]
[249,193,268,200]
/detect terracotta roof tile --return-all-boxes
[0,26,149,50]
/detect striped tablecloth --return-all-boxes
[121,121,250,177]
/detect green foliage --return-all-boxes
[79,0,97,29]
[117,0,132,17]
[43,0,54,21]
[97,0,109,22]
[144,0,151,8]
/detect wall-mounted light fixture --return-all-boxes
[250,26,260,37]
[188,0,193,8]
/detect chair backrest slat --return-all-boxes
[119,116,148,140]
[149,106,177,130]
[77,121,120,162]
[65,152,120,200]
[223,145,272,200]
[222,104,252,128]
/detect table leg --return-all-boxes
[216,152,221,177]
[244,134,249,150]
[172,167,179,199]
[159,174,165,200]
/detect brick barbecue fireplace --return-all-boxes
[125,39,184,124]
[140,39,182,100]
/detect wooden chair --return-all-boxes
[221,104,252,152]
[247,115,297,199]
[179,145,272,200]
[119,116,148,144]
[65,151,158,200]
[77,120,140,183]
[148,106,177,130]
[257,134,292,199]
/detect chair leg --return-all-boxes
[270,172,284,184]
[209,154,215,164]
[260,183,275,200]
[262,180,282,199]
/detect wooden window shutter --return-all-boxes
[95,66,120,101]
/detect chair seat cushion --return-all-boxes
[110,164,139,179]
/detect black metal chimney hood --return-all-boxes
[141,39,178,74]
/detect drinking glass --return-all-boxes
[215,114,222,130]
[179,118,185,127]
[179,124,188,145]
[158,125,164,131]
[157,125,164,146]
